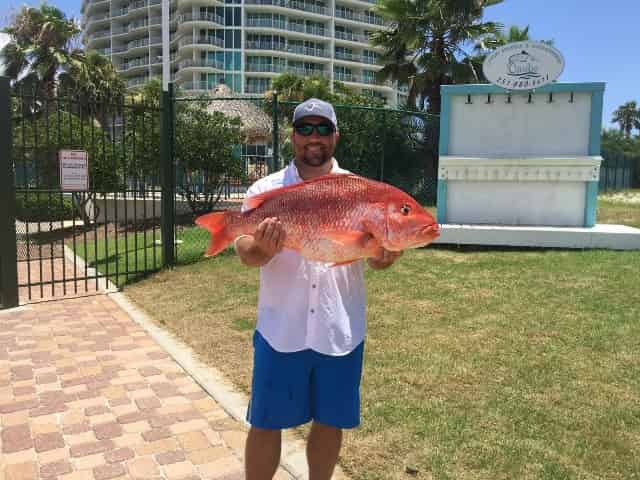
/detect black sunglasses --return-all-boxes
[294,123,335,137]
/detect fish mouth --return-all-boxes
[421,223,441,239]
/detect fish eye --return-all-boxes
[400,204,411,215]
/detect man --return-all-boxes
[235,98,402,480]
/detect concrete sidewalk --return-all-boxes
[0,294,295,480]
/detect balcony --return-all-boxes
[286,44,330,57]
[334,50,378,64]
[178,11,224,26]
[112,20,149,35]
[178,58,224,70]
[246,63,325,77]
[245,0,329,17]
[334,30,369,44]
[149,33,180,45]
[245,41,330,58]
[88,30,111,41]
[113,37,150,53]
[335,9,386,26]
[119,57,150,71]
[179,35,224,48]
[87,12,110,22]
[94,47,112,56]
[245,18,327,37]
[334,71,389,86]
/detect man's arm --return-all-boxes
[367,248,403,270]
[235,217,286,267]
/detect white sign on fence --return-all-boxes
[483,41,565,90]
[59,150,89,191]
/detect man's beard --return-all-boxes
[301,144,331,167]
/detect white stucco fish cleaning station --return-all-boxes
[429,40,640,249]
[433,82,640,249]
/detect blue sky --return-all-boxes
[2,0,638,129]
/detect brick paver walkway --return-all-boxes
[0,294,293,480]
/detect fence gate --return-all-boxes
[0,77,174,308]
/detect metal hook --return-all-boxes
[569,92,574,103]
[486,93,492,104]
[506,92,512,104]
[465,94,473,104]
[548,92,553,103]
[527,92,533,104]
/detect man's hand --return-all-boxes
[367,248,403,270]
[235,218,286,267]
[253,217,286,257]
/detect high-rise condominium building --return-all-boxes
[81,0,404,105]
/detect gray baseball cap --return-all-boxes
[292,98,338,129]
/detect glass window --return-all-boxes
[234,8,241,26]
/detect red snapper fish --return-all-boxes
[195,173,440,266]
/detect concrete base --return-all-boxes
[433,224,640,250]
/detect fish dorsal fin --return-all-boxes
[244,173,360,213]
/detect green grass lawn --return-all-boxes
[110,195,640,480]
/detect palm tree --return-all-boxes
[370,0,503,113]
[612,101,640,138]
[1,4,82,102]
[58,50,126,127]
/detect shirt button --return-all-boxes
[310,309,315,314]
[312,284,316,289]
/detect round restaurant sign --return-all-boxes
[483,41,565,90]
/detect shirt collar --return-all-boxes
[286,158,341,185]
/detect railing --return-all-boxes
[88,12,110,22]
[334,71,389,86]
[334,50,378,64]
[119,57,150,71]
[246,63,325,76]
[178,58,225,70]
[112,20,149,34]
[286,44,330,57]
[335,30,369,43]
[245,18,327,36]
[88,30,111,41]
[95,47,112,55]
[179,12,225,25]
[335,9,385,26]
[179,35,224,48]
[245,0,329,16]
[245,41,330,58]
[149,34,179,45]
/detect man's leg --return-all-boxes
[245,426,282,480]
[307,421,342,480]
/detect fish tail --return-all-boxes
[195,211,234,257]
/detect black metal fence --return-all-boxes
[600,150,639,192]
[0,77,171,307]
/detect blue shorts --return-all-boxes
[246,330,364,430]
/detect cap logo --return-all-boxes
[304,102,319,111]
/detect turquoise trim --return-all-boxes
[589,89,604,155]
[584,181,599,227]
[438,90,451,155]
[441,82,606,96]
[437,180,447,224]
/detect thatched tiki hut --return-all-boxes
[205,83,274,181]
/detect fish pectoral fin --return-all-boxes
[323,230,373,248]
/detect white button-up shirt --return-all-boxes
[241,160,366,356]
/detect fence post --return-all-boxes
[272,91,279,172]
[0,77,19,308]
[160,83,175,268]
